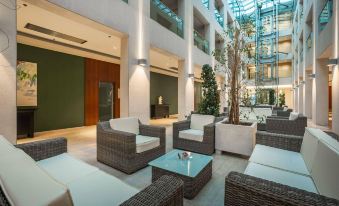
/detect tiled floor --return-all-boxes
[18,118,248,206]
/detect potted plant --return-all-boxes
[213,21,257,156]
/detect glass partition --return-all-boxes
[319,0,333,31]
[306,32,312,50]
[194,30,210,54]
[150,0,184,38]
[99,82,114,122]
[202,0,209,9]
[215,9,224,27]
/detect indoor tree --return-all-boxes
[198,64,220,116]
[214,21,253,124]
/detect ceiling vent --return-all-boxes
[24,23,87,44]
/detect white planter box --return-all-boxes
[215,121,257,156]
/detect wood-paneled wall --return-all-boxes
[85,58,120,125]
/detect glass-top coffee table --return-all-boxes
[149,149,213,199]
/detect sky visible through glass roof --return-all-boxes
[229,0,295,17]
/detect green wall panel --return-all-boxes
[17,44,85,132]
[150,72,178,115]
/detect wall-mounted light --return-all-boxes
[307,73,316,79]
[327,58,338,67]
[188,73,195,79]
[137,59,148,67]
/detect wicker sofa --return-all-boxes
[97,117,166,174]
[0,136,183,206]
[225,128,339,206]
[173,114,217,155]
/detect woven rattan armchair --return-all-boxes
[173,120,215,155]
[225,133,339,206]
[9,138,184,206]
[264,115,307,136]
[97,121,166,174]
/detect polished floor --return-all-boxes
[18,118,248,206]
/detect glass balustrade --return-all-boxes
[194,30,210,54]
[202,0,209,9]
[215,9,224,27]
[318,0,333,31]
[150,0,184,38]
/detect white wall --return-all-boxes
[0,0,17,143]
[332,0,339,134]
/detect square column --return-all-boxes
[312,60,329,126]
[178,0,194,120]
[0,2,17,143]
[303,77,313,118]
[298,85,304,114]
[120,0,151,123]
[332,0,339,134]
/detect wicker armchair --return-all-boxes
[97,121,166,174]
[264,115,307,136]
[10,138,184,206]
[173,120,215,155]
[225,134,339,206]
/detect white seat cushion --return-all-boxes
[311,140,339,200]
[67,170,139,206]
[0,149,73,206]
[136,135,160,153]
[190,114,215,131]
[179,129,204,142]
[38,153,99,184]
[245,162,318,194]
[0,135,15,156]
[109,117,139,135]
[250,144,310,176]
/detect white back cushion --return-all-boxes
[0,149,73,206]
[301,128,320,172]
[289,112,300,120]
[311,141,339,200]
[0,135,15,156]
[109,117,139,135]
[190,114,215,131]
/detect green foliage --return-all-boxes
[198,64,220,116]
[269,89,275,105]
[241,89,251,107]
[279,92,286,107]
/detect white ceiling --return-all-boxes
[17,0,121,58]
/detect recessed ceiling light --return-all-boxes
[108,35,111,38]
[23,3,27,7]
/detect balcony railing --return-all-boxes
[306,32,312,50]
[202,0,209,9]
[318,0,333,31]
[215,9,224,27]
[150,0,184,38]
[194,30,209,54]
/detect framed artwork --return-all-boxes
[17,61,38,107]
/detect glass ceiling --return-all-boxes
[229,0,295,17]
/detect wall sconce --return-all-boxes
[137,59,148,67]
[188,73,194,79]
[307,73,316,79]
[327,58,338,67]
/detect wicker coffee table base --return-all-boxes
[152,161,212,199]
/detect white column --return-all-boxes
[178,0,194,120]
[332,0,339,134]
[298,84,304,113]
[0,1,17,143]
[123,0,151,123]
[312,59,329,126]
[294,88,299,112]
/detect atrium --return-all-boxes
[0,0,338,205]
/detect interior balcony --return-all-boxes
[193,9,210,54]
[150,0,184,38]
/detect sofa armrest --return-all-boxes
[203,123,215,144]
[15,137,67,161]
[139,124,166,146]
[256,131,303,152]
[277,110,291,117]
[173,120,190,140]
[121,175,184,206]
[225,172,338,206]
[97,123,136,153]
